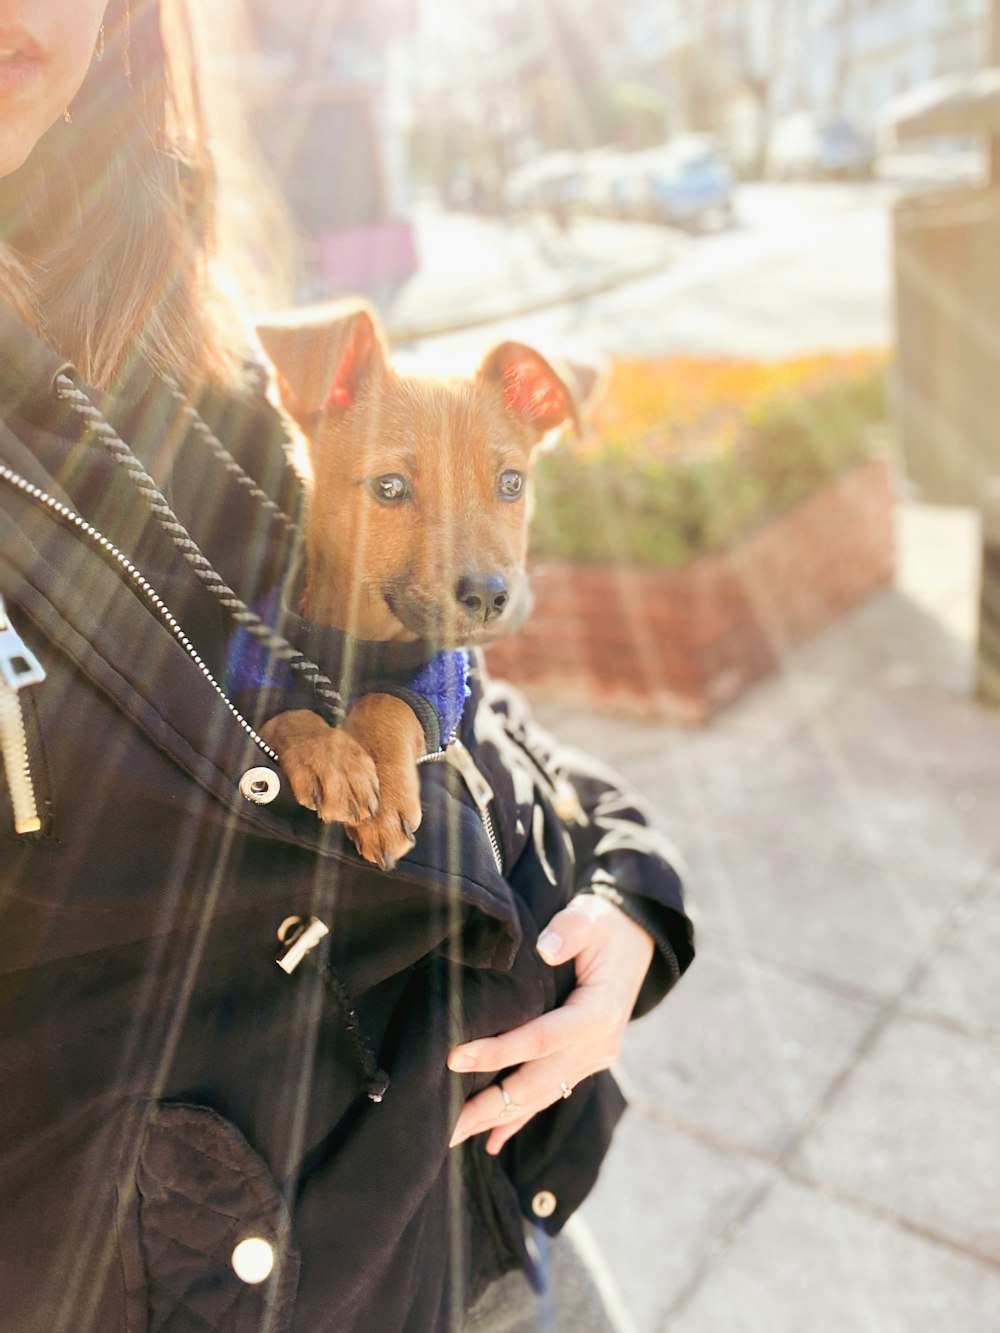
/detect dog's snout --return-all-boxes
[455,574,509,624]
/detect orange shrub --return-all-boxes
[531,350,891,568]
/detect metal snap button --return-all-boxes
[531,1189,557,1219]
[231,1236,275,1284]
[239,767,280,804]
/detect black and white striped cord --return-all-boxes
[162,377,296,534]
[53,374,345,724]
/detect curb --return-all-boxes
[384,255,675,343]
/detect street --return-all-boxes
[580,181,897,358]
[391,181,900,364]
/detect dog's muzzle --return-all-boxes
[454,574,509,626]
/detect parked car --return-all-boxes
[768,113,875,180]
[642,139,736,229]
[581,138,735,230]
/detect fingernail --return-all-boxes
[448,1051,475,1072]
[449,1130,465,1148]
[536,930,563,963]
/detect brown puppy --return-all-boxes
[255,306,578,869]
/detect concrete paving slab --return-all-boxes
[782,589,976,695]
[680,819,961,998]
[904,871,1000,1036]
[616,947,877,1158]
[792,1014,1000,1262]
[533,664,850,824]
[579,1111,771,1333]
[699,730,1000,886]
[818,679,1000,786]
[529,704,683,773]
[669,1177,1000,1333]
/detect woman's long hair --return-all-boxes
[0,0,286,389]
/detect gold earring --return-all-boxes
[95,23,105,62]
[63,108,73,124]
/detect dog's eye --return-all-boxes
[497,469,524,502]
[370,474,410,504]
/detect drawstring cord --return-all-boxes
[162,377,297,535]
[54,373,345,725]
[319,964,391,1102]
[52,371,391,1101]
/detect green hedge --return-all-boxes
[529,361,890,569]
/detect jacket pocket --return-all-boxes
[116,1101,300,1333]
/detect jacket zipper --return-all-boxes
[0,594,46,834]
[420,736,503,874]
[0,463,280,765]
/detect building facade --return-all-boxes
[621,0,991,144]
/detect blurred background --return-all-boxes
[233,2,1000,1329]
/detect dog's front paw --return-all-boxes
[346,771,423,872]
[260,710,380,824]
[342,693,426,870]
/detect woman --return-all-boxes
[0,3,693,1330]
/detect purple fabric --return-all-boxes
[225,588,470,748]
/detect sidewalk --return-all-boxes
[533,501,1000,1332]
[384,203,685,342]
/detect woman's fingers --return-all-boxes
[448,1003,583,1076]
[447,896,657,1151]
[534,894,604,964]
[448,991,618,1150]
[448,1052,586,1151]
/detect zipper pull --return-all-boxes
[0,595,46,835]
[0,597,46,691]
[444,737,494,811]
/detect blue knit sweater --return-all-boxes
[225,586,470,754]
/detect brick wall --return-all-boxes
[485,458,896,723]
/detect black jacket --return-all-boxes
[0,309,693,1333]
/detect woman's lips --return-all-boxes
[0,30,44,94]
[0,52,42,94]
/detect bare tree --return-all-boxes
[831,0,855,117]
[675,0,790,169]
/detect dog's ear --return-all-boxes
[477,342,580,441]
[255,308,386,425]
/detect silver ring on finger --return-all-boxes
[498,1081,523,1121]
[558,1081,573,1100]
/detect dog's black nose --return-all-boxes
[455,575,509,624]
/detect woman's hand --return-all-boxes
[447,893,655,1154]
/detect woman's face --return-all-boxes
[0,1,107,177]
